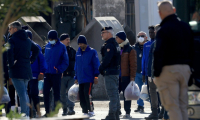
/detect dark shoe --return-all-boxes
[158,106,164,119]
[68,107,75,115]
[115,111,120,120]
[62,108,68,116]
[134,105,144,113]
[67,110,75,115]
[145,108,158,119]
[105,113,116,120]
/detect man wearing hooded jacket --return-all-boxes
[25,30,47,117]
[43,30,69,117]
[115,31,137,118]
[74,35,100,117]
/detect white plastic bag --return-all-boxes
[0,87,10,103]
[124,81,140,101]
[68,84,80,103]
[38,80,44,95]
[140,84,149,101]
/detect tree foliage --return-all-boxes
[0,0,56,103]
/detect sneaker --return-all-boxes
[67,110,75,115]
[62,108,68,116]
[88,112,95,117]
[42,113,48,118]
[82,113,90,117]
[20,115,30,120]
[134,106,144,113]
[123,114,132,118]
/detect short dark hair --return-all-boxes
[8,21,22,30]
[148,25,155,30]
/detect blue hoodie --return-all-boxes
[45,40,69,74]
[74,46,100,84]
[142,39,154,76]
[31,43,47,79]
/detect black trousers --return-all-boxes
[119,78,131,114]
[79,83,93,113]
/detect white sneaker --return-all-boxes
[123,114,132,118]
[88,112,95,117]
[20,115,30,120]
[83,113,90,117]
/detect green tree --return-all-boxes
[0,0,55,102]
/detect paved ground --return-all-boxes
[0,99,162,120]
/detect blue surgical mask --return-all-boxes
[49,40,56,44]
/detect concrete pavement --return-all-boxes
[0,100,158,120]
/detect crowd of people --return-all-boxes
[1,1,194,120]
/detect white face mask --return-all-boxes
[49,40,56,44]
[138,37,144,43]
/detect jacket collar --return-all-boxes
[119,39,129,48]
[105,37,115,44]
[160,14,178,26]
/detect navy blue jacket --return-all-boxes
[99,38,121,75]
[142,39,154,76]
[31,43,47,79]
[45,40,69,74]
[147,40,156,77]
[154,14,193,77]
[74,46,100,84]
[133,42,143,73]
[8,30,39,79]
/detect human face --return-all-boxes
[101,30,109,40]
[8,26,17,35]
[61,38,70,46]
[149,29,155,39]
[116,36,124,44]
[137,33,148,45]
[78,43,87,51]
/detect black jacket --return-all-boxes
[99,38,120,75]
[133,43,143,73]
[8,30,39,79]
[153,14,193,77]
[63,46,76,76]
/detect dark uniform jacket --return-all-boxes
[99,38,120,76]
[153,14,193,77]
[120,41,137,81]
[8,30,39,79]
[63,46,76,77]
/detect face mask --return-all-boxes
[138,37,144,43]
[49,40,56,44]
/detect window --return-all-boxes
[125,0,135,32]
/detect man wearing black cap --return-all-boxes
[74,35,100,117]
[116,31,137,118]
[99,27,121,120]
[59,33,76,116]
[43,30,69,117]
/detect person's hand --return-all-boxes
[94,77,98,84]
[130,78,135,81]
[61,73,63,78]
[142,75,146,83]
[75,80,78,84]
[9,78,12,85]
[54,67,58,73]
[38,73,44,81]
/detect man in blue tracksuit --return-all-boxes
[43,30,69,117]
[26,30,46,117]
[74,35,100,117]
[142,26,155,107]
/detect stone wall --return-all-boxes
[93,0,125,25]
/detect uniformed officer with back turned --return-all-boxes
[99,27,121,120]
